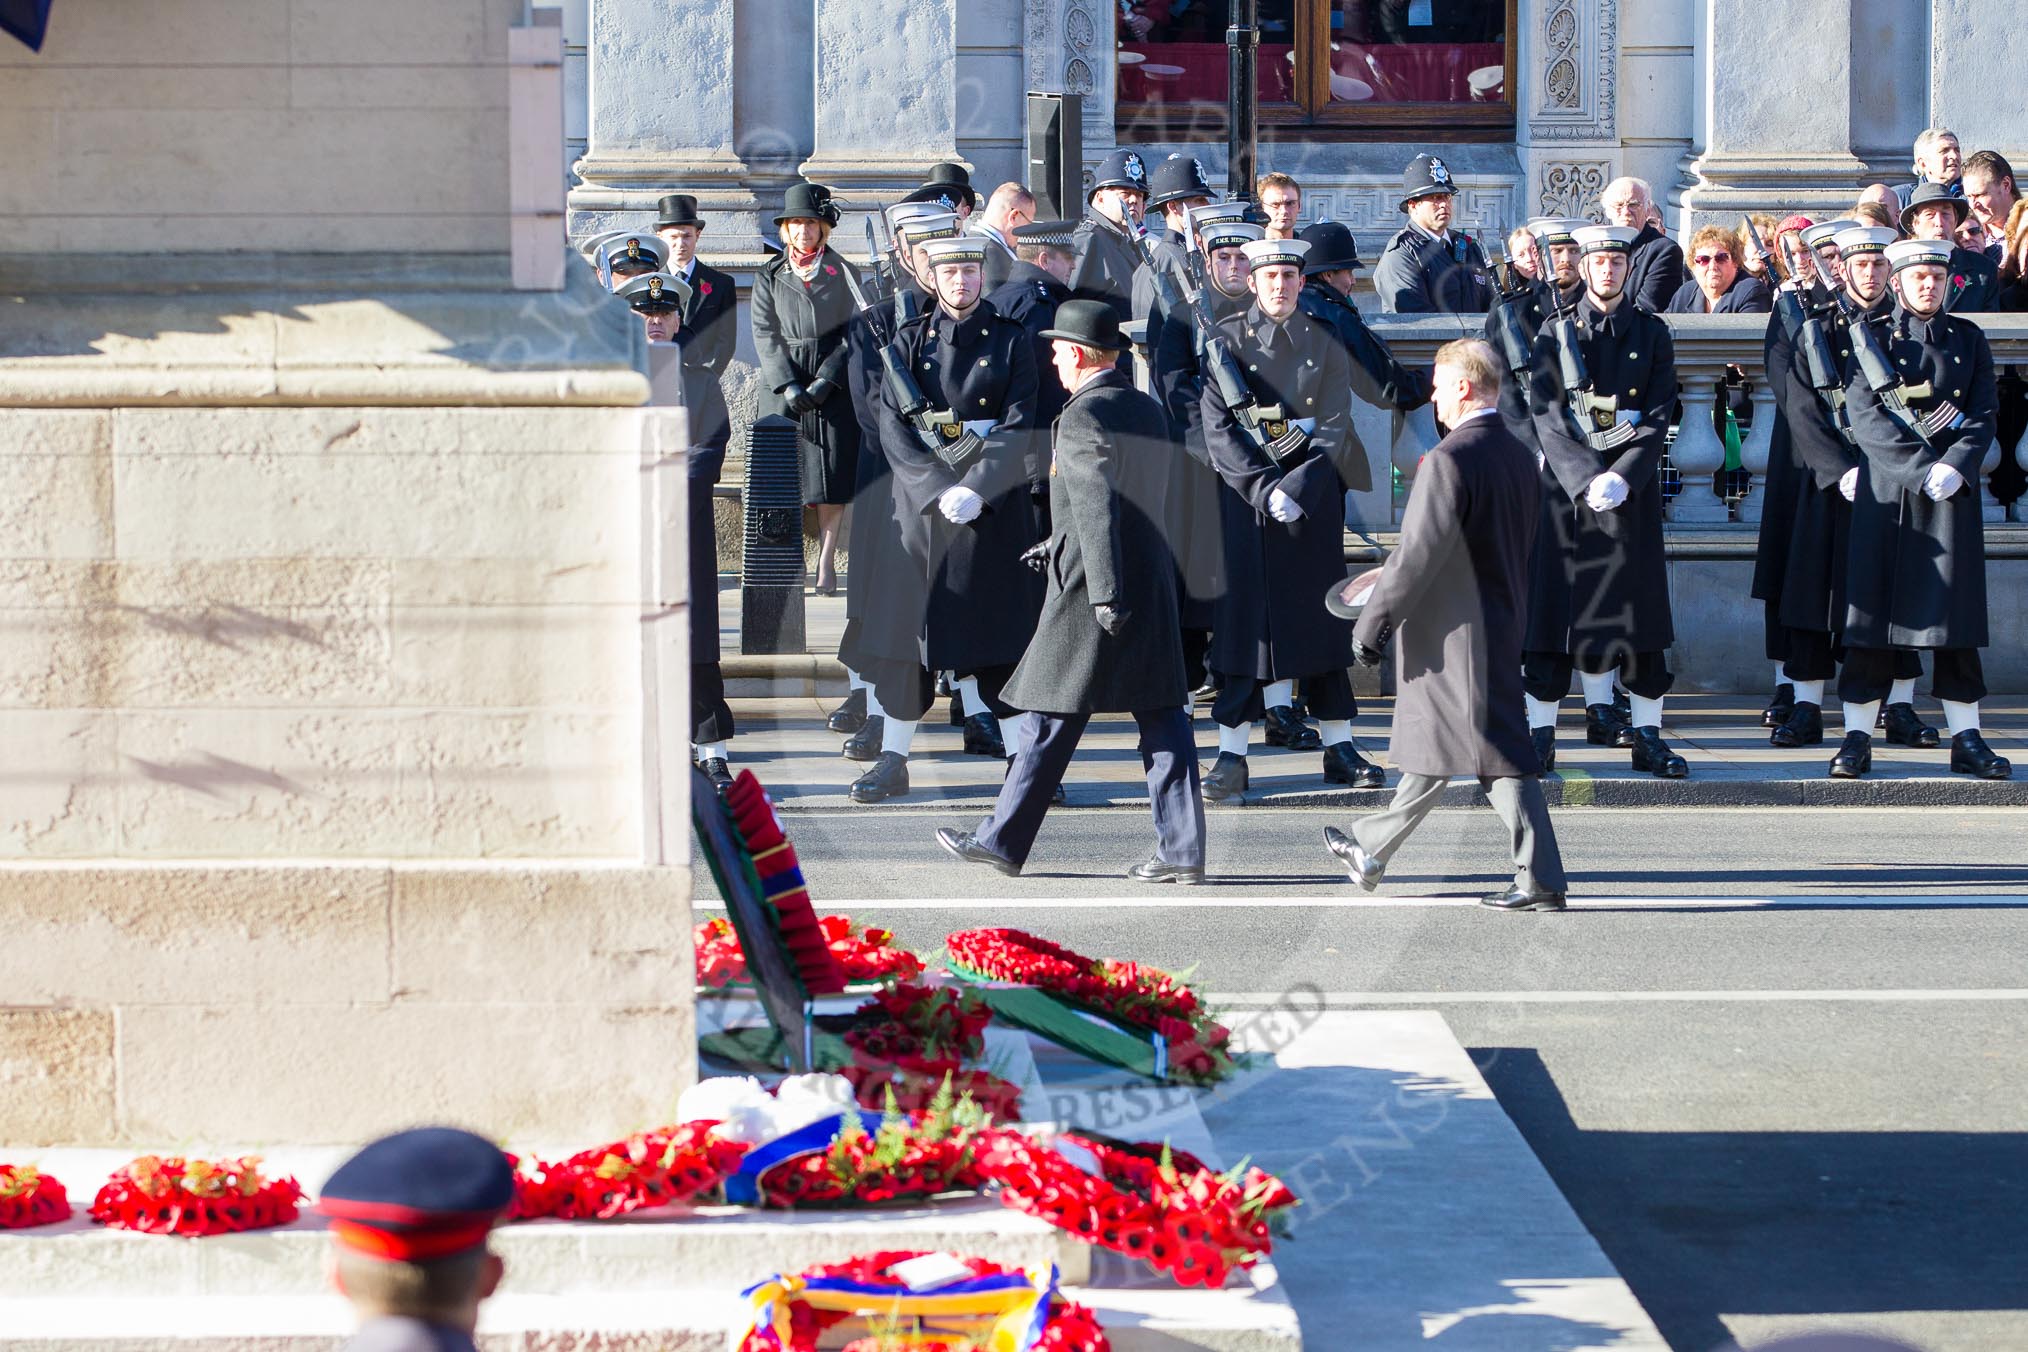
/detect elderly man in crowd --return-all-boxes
[1895,128,1965,212]
[1599,176,1685,314]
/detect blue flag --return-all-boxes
[0,0,52,51]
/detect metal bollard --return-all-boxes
[741,414,806,654]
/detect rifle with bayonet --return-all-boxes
[864,215,895,304]
[1122,209,1311,468]
[1481,229,1540,374]
[838,263,986,472]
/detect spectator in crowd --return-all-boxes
[1666,225,1772,313]
[1902,181,1999,310]
[1599,176,1684,313]
[1962,150,2018,260]
[1857,182,1901,216]
[1739,213,1781,282]
[1958,212,1992,257]
[1852,201,1900,232]
[1894,127,1964,212]
[1995,199,2028,310]
[971,182,1035,289]
[1506,225,1542,281]
[1257,172,1302,240]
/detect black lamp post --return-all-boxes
[1226,0,1258,201]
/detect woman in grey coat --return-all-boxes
[750,180,862,593]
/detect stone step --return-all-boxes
[0,1196,1085,1299]
[0,1267,1300,1352]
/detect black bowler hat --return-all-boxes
[655,194,703,229]
[320,1127,514,1262]
[1900,180,1968,234]
[1089,148,1150,198]
[903,161,978,211]
[1147,153,1213,210]
[774,180,841,227]
[1399,153,1458,209]
[1298,221,1362,273]
[1039,298,1129,352]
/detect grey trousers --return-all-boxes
[1352,772,1568,893]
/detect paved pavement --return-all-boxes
[704,804,2028,1351]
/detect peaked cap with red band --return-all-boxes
[320,1127,513,1262]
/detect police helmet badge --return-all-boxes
[1428,157,1452,187]
[1124,152,1146,185]
[1192,156,1209,185]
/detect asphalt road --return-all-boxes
[767,805,2028,1351]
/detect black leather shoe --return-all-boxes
[1630,726,1688,778]
[1950,730,2013,780]
[1322,740,1385,787]
[962,712,1006,758]
[1585,703,1635,748]
[848,751,912,803]
[697,757,733,793]
[1262,705,1322,750]
[1128,857,1204,885]
[827,687,868,734]
[1763,682,1795,728]
[1770,701,1824,748]
[1481,884,1567,912]
[1321,825,1383,891]
[842,715,885,762]
[1532,725,1557,773]
[1881,702,1940,748]
[935,826,1020,876]
[1201,751,1249,803]
[1612,688,1631,719]
[1828,730,1872,778]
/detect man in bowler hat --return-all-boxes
[937,299,1206,883]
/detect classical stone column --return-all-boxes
[1927,0,2028,160]
[1676,0,1873,231]
[568,0,748,237]
[797,0,962,222]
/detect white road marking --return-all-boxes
[695,893,2028,911]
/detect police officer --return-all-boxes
[833,207,962,755]
[652,194,737,381]
[1150,209,1261,709]
[1833,238,2011,780]
[989,219,1079,430]
[1373,153,1493,315]
[1070,147,1151,325]
[321,1128,515,1352]
[1523,224,1687,778]
[1198,237,1372,802]
[856,234,1044,804]
[1131,152,1214,324]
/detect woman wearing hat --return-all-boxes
[750,180,863,594]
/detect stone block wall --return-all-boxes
[0,0,522,253]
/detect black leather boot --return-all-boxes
[1630,726,1688,778]
[1322,740,1386,788]
[1828,730,1872,778]
[1586,703,1635,748]
[1950,730,2013,780]
[1200,752,1250,803]
[1763,682,1795,728]
[1532,725,1557,773]
[1262,705,1321,750]
[827,686,867,734]
[848,751,912,803]
[842,715,885,762]
[962,712,1006,758]
[1880,702,1940,748]
[1770,701,1824,748]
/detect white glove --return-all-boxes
[1266,487,1303,523]
[937,485,985,524]
[1923,462,1966,502]
[1584,471,1630,512]
[1838,467,1859,502]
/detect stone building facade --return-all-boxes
[563,0,2013,271]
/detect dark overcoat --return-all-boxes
[1625,223,1686,315]
[1150,281,1246,629]
[879,299,1046,672]
[749,246,863,505]
[1002,369,1188,715]
[1525,296,1680,659]
[679,258,739,380]
[1355,414,1542,778]
[1298,279,1432,473]
[1749,298,1804,621]
[1841,305,1996,648]
[1069,212,1143,325]
[1664,273,1773,314]
[1946,246,2000,313]
[1199,303,1358,681]
[839,288,925,668]
[1129,228,1192,326]
[1372,227,1493,315]
[987,261,1076,444]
